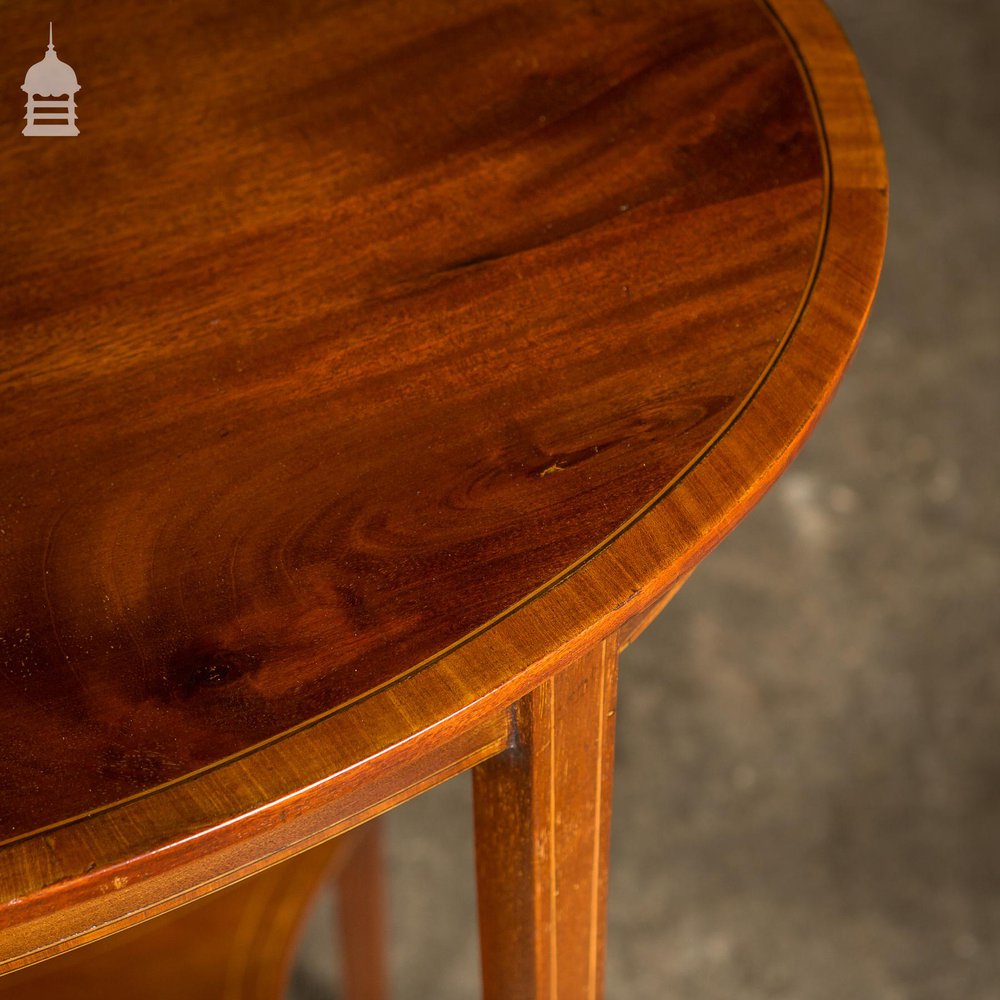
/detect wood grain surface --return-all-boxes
[2,0,821,840]
[0,0,886,974]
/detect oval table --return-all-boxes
[0,0,886,996]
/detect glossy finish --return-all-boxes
[0,0,887,981]
[1,0,821,839]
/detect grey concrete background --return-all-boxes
[292,1,1000,996]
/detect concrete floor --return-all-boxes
[291,1,1000,996]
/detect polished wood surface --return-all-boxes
[473,640,619,1000]
[0,0,887,978]
[1,0,822,839]
[0,703,509,974]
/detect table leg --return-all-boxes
[472,638,619,1000]
[338,819,389,1000]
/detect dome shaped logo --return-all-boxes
[22,23,80,136]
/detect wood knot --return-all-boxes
[168,646,263,698]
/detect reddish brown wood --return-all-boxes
[0,0,887,983]
[0,835,347,1000]
[473,639,619,1000]
[0,709,509,976]
[338,821,389,1000]
[0,0,823,841]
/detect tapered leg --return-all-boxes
[337,819,389,1000]
[473,638,619,1000]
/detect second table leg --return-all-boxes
[472,638,619,1000]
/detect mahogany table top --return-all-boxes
[0,0,885,970]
